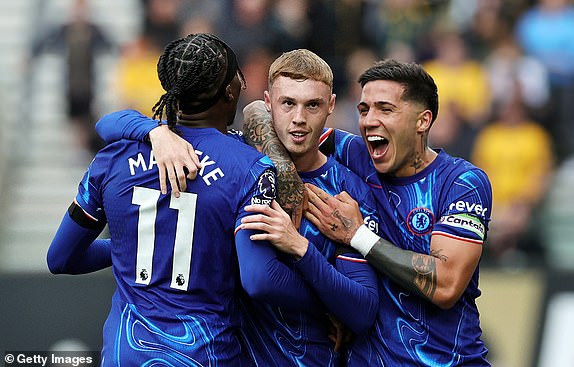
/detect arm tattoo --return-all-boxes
[412,254,437,299]
[243,104,304,216]
[366,238,447,302]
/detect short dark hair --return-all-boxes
[152,33,245,129]
[358,59,439,124]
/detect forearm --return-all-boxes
[351,225,439,303]
[243,102,304,218]
[47,214,111,274]
[294,245,378,333]
[95,110,157,143]
[236,228,323,313]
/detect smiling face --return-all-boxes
[265,75,335,172]
[358,79,434,177]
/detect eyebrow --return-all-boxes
[357,100,397,109]
[280,96,325,104]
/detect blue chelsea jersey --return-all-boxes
[75,125,275,366]
[239,156,381,367]
[321,128,492,367]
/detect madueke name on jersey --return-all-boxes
[128,149,225,186]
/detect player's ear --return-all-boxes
[416,110,432,133]
[224,85,234,103]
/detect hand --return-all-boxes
[304,183,363,245]
[241,200,309,259]
[149,125,202,197]
[327,314,352,352]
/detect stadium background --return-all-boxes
[0,1,573,366]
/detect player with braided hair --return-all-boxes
[47,33,277,366]
[152,33,246,130]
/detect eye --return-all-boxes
[307,101,320,109]
[357,106,368,116]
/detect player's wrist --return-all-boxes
[148,124,170,144]
[292,238,309,260]
[350,225,379,256]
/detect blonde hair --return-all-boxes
[268,49,333,91]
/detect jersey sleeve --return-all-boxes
[432,168,493,244]
[74,152,109,225]
[235,158,324,314]
[47,213,111,274]
[47,151,113,274]
[293,244,379,334]
[95,109,158,143]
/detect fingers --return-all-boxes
[244,203,274,215]
[305,183,340,216]
[167,166,182,198]
[158,165,168,196]
[186,145,202,180]
[335,190,354,204]
[305,183,333,205]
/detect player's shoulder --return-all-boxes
[185,128,272,170]
[436,150,492,194]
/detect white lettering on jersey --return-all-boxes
[439,213,485,239]
[129,152,148,175]
[128,150,225,186]
[363,215,379,234]
[195,150,224,186]
[448,200,488,217]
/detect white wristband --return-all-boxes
[350,225,380,256]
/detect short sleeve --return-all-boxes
[433,168,493,244]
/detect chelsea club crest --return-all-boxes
[406,207,434,236]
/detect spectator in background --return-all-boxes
[216,0,276,62]
[329,47,377,134]
[112,31,163,118]
[270,0,311,52]
[423,26,492,126]
[428,101,478,161]
[365,0,442,62]
[471,85,554,266]
[484,34,550,123]
[30,0,114,156]
[141,0,182,48]
[515,0,574,162]
[459,0,514,61]
[231,47,276,130]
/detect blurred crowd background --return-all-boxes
[0,0,573,365]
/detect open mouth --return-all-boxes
[290,131,308,143]
[367,135,389,157]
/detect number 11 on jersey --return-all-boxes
[132,186,197,291]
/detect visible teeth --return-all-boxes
[292,132,305,137]
[367,136,386,142]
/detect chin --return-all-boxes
[372,159,391,175]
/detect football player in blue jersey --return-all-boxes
[47,33,280,366]
[303,59,493,366]
[236,49,382,366]
[94,49,382,366]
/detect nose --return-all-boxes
[292,105,306,125]
[360,109,380,129]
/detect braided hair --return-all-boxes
[152,33,245,130]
